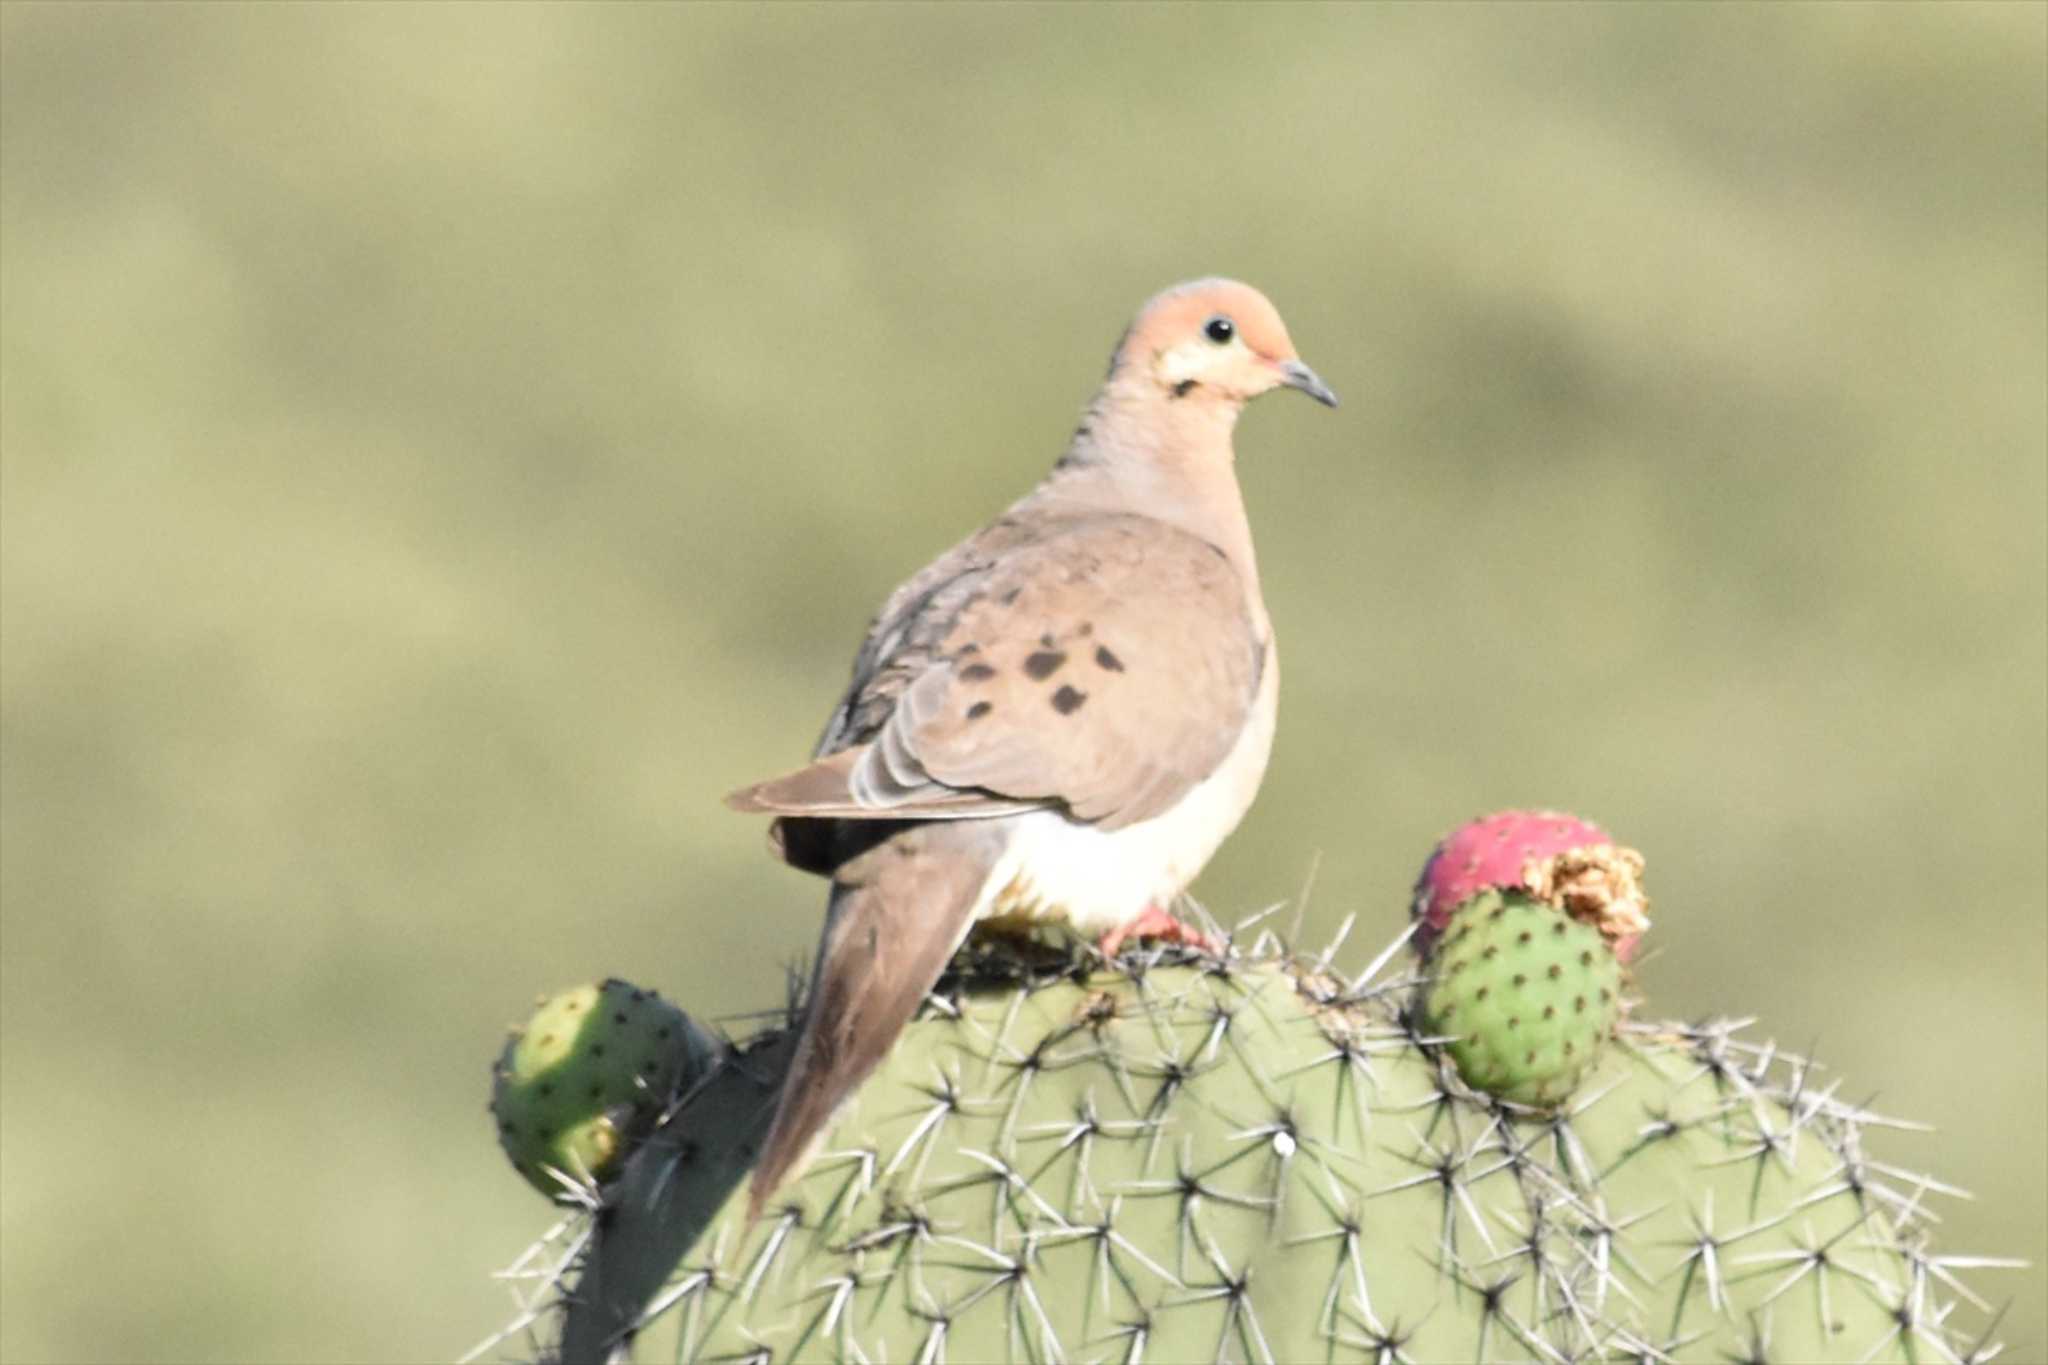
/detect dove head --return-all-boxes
[1111,278,1338,411]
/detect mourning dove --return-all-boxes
[727,278,1336,1214]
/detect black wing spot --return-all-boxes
[966,701,993,721]
[1023,650,1066,680]
[1094,646,1124,672]
[1051,685,1087,714]
[959,662,997,683]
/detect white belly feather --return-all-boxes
[971,648,1279,939]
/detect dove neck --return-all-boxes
[1037,388,1263,603]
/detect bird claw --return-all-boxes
[1095,905,1224,960]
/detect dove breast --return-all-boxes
[973,646,1279,938]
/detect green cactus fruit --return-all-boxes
[1420,888,1624,1106]
[480,942,2014,1364]
[490,978,721,1200]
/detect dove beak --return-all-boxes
[1277,358,1339,408]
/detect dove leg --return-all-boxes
[1095,904,1224,959]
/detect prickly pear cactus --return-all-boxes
[490,979,722,1200]
[1420,889,1623,1105]
[1413,809,1649,962]
[474,932,2015,1364]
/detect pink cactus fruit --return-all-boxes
[1411,809,1650,962]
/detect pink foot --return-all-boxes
[1095,905,1224,959]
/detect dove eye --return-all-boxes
[1203,315,1235,345]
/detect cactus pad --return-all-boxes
[1421,889,1624,1105]
[476,936,2016,1363]
[490,979,720,1200]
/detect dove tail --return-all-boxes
[747,820,1005,1220]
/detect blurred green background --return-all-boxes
[2,4,2041,1361]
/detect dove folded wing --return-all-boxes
[725,514,1264,834]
